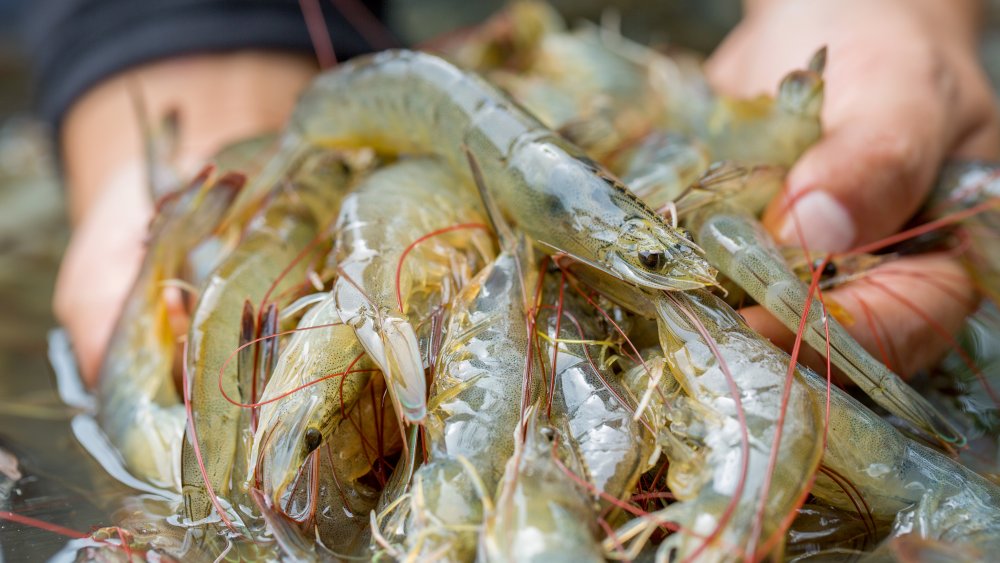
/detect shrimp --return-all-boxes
[181,150,349,522]
[483,22,665,160]
[401,240,540,561]
[666,285,1000,557]
[247,293,370,503]
[97,169,239,492]
[606,277,1000,559]
[605,287,823,562]
[479,406,604,563]
[612,132,711,213]
[923,160,1000,302]
[262,375,394,558]
[682,165,964,443]
[806,368,1000,557]
[332,157,493,424]
[253,49,715,292]
[538,272,657,516]
[685,49,825,168]
[433,0,565,72]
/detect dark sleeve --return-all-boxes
[23,0,393,128]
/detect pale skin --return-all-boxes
[54,51,317,385]
[56,0,998,387]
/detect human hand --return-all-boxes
[705,0,998,375]
[54,51,316,387]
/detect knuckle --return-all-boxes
[866,132,922,178]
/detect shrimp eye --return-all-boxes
[304,428,323,453]
[814,259,837,278]
[638,250,665,270]
[540,427,555,442]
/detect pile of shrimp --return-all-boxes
[79,1,1000,561]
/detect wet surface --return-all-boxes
[0,120,122,561]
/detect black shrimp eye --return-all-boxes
[539,427,555,442]
[638,250,665,270]
[814,259,837,278]
[304,428,323,453]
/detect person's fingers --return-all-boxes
[742,252,977,378]
[53,164,151,387]
[940,50,1000,161]
[762,121,937,252]
[762,40,999,250]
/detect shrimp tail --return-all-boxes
[777,47,826,118]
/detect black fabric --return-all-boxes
[23,0,390,128]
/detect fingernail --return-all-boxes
[776,190,855,252]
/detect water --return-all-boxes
[0,120,140,561]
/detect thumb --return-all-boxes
[763,122,937,251]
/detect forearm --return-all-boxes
[61,51,316,225]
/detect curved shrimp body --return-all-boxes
[672,290,1000,554]
[486,24,664,160]
[480,408,604,563]
[612,288,822,562]
[651,284,1000,555]
[253,386,385,561]
[687,202,965,444]
[181,154,348,522]
[403,245,540,561]
[538,273,656,514]
[286,49,715,292]
[248,292,369,503]
[332,157,493,424]
[98,172,239,491]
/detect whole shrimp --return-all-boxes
[181,151,348,522]
[401,239,540,561]
[603,286,823,562]
[479,406,604,563]
[242,49,715,294]
[97,169,239,492]
[332,157,493,423]
[618,49,961,442]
